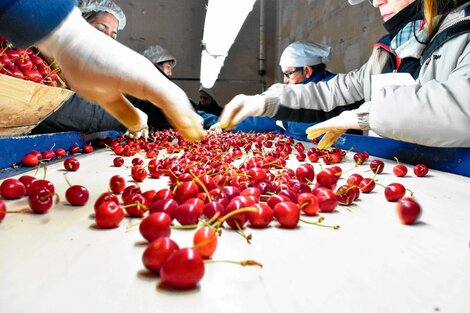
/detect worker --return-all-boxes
[142,44,176,77]
[219,0,470,148]
[0,0,203,141]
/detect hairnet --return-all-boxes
[78,0,126,30]
[142,45,177,67]
[348,0,366,5]
[199,86,217,102]
[279,41,332,67]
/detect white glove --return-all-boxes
[37,8,203,141]
[219,94,266,130]
[208,122,222,132]
[306,102,371,149]
[124,108,149,139]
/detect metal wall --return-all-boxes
[114,0,383,106]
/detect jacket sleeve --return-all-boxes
[0,0,76,48]
[262,63,368,123]
[369,34,470,147]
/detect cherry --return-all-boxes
[55,148,67,159]
[392,158,408,177]
[174,203,202,226]
[0,199,6,223]
[247,203,273,228]
[296,152,306,162]
[160,248,205,290]
[346,173,363,186]
[369,159,384,174]
[28,187,54,214]
[152,188,174,201]
[131,165,147,182]
[358,178,375,193]
[308,153,319,162]
[335,185,356,206]
[41,149,56,161]
[113,156,124,167]
[69,144,81,154]
[297,192,319,216]
[295,163,315,183]
[64,157,80,171]
[0,178,26,199]
[384,183,406,202]
[396,197,421,225]
[109,175,126,194]
[123,193,149,218]
[314,187,338,213]
[247,167,266,184]
[413,164,429,177]
[150,198,178,219]
[18,175,37,194]
[266,194,291,210]
[202,201,225,220]
[139,212,172,242]
[273,201,300,228]
[193,226,218,259]
[82,144,94,153]
[174,181,199,204]
[65,185,89,206]
[142,237,179,273]
[94,192,119,210]
[95,201,124,229]
[21,153,40,167]
[316,168,339,189]
[122,185,142,203]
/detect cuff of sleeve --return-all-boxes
[355,101,371,131]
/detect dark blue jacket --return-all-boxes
[0,0,76,48]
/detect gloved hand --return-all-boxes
[37,8,203,141]
[219,94,266,130]
[306,102,371,149]
[208,122,222,132]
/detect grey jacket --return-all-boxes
[263,3,470,147]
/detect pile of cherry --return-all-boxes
[0,35,62,87]
[0,129,428,290]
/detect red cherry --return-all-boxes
[21,153,40,167]
[82,145,94,153]
[139,212,172,242]
[273,201,300,228]
[109,175,126,194]
[142,237,179,273]
[131,165,147,182]
[122,185,142,203]
[160,248,205,290]
[65,185,89,206]
[295,163,315,183]
[393,164,408,177]
[94,192,119,210]
[314,187,338,213]
[18,175,37,195]
[247,167,266,184]
[247,203,273,228]
[346,173,363,186]
[113,156,124,167]
[358,178,375,193]
[266,194,291,210]
[193,226,218,259]
[0,199,6,223]
[150,198,178,219]
[297,192,319,216]
[28,187,54,214]
[64,157,80,171]
[123,193,149,218]
[69,144,81,154]
[396,197,421,225]
[95,201,124,229]
[174,203,202,226]
[413,164,429,177]
[41,149,56,161]
[369,159,384,174]
[384,183,406,202]
[174,181,199,204]
[0,178,26,199]
[316,169,339,189]
[55,148,67,159]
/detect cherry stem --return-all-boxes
[234,220,252,244]
[300,217,340,230]
[213,207,257,228]
[204,259,263,268]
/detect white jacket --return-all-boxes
[263,3,470,147]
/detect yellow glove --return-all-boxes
[37,8,203,141]
[219,94,266,130]
[306,103,370,149]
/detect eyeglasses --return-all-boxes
[283,67,303,79]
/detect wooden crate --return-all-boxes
[0,73,74,136]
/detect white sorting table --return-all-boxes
[1,147,469,313]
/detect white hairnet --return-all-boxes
[78,0,126,30]
[142,45,177,67]
[279,41,332,67]
[348,0,366,4]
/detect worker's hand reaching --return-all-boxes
[306,103,371,149]
[219,94,267,130]
[37,8,204,141]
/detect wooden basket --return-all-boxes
[0,74,74,136]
